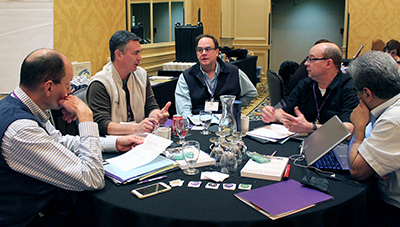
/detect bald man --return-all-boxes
[262,43,359,134]
[0,49,143,226]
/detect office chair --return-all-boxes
[371,39,385,51]
[267,69,284,107]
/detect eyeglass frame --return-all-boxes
[196,46,218,53]
[306,57,330,64]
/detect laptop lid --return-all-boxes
[300,115,351,167]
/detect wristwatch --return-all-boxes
[311,122,318,132]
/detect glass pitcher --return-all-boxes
[218,95,237,136]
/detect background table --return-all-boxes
[76,121,376,227]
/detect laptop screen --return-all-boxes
[301,115,351,166]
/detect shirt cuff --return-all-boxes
[100,136,118,153]
[78,122,100,137]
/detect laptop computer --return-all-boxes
[300,115,351,171]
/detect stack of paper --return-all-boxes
[104,134,175,185]
[235,179,333,220]
[175,150,216,169]
[246,124,296,143]
[104,155,178,185]
[240,157,289,181]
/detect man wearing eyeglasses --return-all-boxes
[262,42,359,134]
[0,49,144,226]
[175,34,257,119]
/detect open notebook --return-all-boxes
[300,115,351,170]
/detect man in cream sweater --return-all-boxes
[87,30,170,136]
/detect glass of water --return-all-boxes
[199,110,212,135]
[182,140,200,175]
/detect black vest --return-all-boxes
[0,94,58,226]
[183,58,241,114]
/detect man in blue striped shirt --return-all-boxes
[0,49,144,226]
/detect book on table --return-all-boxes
[234,179,333,220]
[240,157,289,181]
[104,155,178,185]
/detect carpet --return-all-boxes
[241,82,270,121]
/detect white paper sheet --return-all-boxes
[188,114,221,125]
[246,124,295,141]
[106,134,173,172]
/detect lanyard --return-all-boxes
[204,77,218,101]
[313,83,331,123]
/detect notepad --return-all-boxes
[240,157,289,181]
[235,179,333,220]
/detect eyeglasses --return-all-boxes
[196,46,217,53]
[306,57,330,63]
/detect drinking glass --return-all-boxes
[175,118,190,144]
[182,140,200,175]
[209,137,224,170]
[199,110,212,135]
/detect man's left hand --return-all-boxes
[116,135,144,153]
[280,107,313,133]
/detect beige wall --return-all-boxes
[54,0,126,77]
[232,0,270,81]
[344,0,400,58]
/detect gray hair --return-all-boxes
[347,51,400,99]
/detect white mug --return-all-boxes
[157,126,171,140]
[241,115,250,132]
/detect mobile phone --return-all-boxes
[131,182,171,199]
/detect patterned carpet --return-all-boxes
[241,82,270,121]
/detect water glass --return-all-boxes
[182,140,200,175]
[199,110,212,135]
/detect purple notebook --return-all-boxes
[235,179,333,217]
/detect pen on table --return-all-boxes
[270,150,277,158]
[213,114,220,120]
[137,175,167,185]
[283,164,291,181]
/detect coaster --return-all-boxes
[205,182,220,190]
[238,183,252,190]
[188,181,202,188]
[223,183,237,190]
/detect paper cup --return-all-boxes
[241,116,250,132]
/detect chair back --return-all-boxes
[267,69,284,107]
[372,39,385,51]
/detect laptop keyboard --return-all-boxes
[312,150,342,170]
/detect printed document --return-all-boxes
[106,134,173,172]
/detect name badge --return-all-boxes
[205,101,219,112]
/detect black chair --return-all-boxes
[267,69,284,107]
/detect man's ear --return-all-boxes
[363,87,374,102]
[115,49,122,60]
[44,80,53,97]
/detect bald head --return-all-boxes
[20,49,69,91]
[311,43,342,70]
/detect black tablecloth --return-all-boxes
[76,121,376,227]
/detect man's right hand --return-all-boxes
[261,106,275,123]
[136,117,159,133]
[58,95,93,123]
